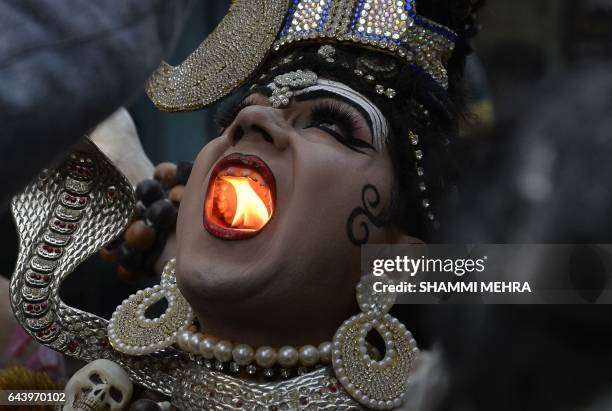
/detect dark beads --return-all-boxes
[135,179,164,206]
[99,247,118,263]
[143,253,162,277]
[145,199,177,231]
[154,162,178,189]
[125,220,156,251]
[117,265,141,284]
[140,390,166,402]
[128,399,162,411]
[176,161,193,185]
[117,243,145,271]
[106,232,125,249]
[131,201,146,222]
[169,185,185,206]
[103,161,187,283]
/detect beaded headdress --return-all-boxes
[146,0,457,112]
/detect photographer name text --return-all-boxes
[374,281,532,294]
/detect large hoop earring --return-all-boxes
[332,274,418,410]
[108,259,194,355]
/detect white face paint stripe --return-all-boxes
[295,79,389,151]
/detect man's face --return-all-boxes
[175,80,398,344]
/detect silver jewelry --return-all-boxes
[315,45,399,103]
[409,130,437,227]
[10,138,188,397]
[10,140,418,409]
[108,260,194,356]
[268,69,318,108]
[318,44,337,63]
[332,274,418,410]
[172,361,362,410]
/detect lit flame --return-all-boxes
[221,176,271,230]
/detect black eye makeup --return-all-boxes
[305,101,375,154]
[214,88,377,155]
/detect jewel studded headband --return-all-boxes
[146,0,457,112]
[267,69,390,150]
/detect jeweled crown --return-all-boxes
[275,0,457,88]
[146,0,457,112]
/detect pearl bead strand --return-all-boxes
[176,329,333,373]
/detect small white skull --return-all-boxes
[64,359,133,411]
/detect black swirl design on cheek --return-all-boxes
[346,184,386,246]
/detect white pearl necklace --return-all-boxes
[176,329,333,373]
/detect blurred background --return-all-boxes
[128,1,230,164]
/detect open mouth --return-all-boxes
[204,153,276,240]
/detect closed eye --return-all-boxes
[306,101,375,154]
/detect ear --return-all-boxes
[383,225,424,245]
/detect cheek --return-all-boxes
[192,136,231,181]
[276,150,393,288]
[312,149,392,204]
[177,137,230,239]
[289,146,393,232]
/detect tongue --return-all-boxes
[212,175,272,231]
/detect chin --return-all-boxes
[174,228,284,304]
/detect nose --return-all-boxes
[227,105,290,152]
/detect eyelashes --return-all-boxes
[214,96,375,155]
[307,101,375,154]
